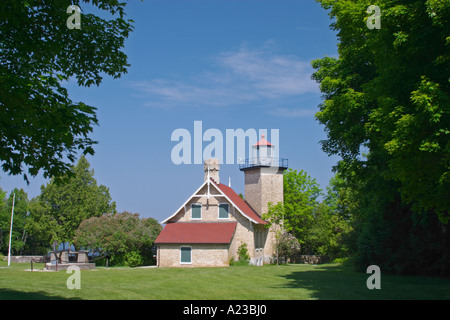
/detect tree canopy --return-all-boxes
[313,0,449,275]
[312,0,449,223]
[264,169,352,259]
[0,188,30,255]
[26,156,116,246]
[74,211,162,267]
[0,0,135,181]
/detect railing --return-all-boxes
[239,157,288,170]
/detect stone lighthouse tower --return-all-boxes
[239,134,288,264]
[239,134,288,216]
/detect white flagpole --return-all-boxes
[7,193,16,267]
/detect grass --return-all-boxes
[0,260,449,300]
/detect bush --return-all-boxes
[237,242,250,262]
[124,250,144,267]
[229,259,250,266]
[74,211,162,267]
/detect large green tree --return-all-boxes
[263,169,321,251]
[313,0,449,275]
[26,156,116,246]
[0,189,29,255]
[312,0,449,223]
[279,168,322,242]
[0,0,135,181]
[74,211,162,267]
[264,170,352,258]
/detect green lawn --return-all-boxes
[0,261,449,300]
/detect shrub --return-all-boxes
[124,250,144,267]
[237,242,250,262]
[74,211,162,267]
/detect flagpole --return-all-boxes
[7,193,16,267]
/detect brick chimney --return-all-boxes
[204,158,220,184]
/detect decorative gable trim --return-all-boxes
[161,177,266,225]
[161,179,210,224]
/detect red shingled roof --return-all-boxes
[254,134,272,147]
[155,222,237,244]
[211,180,268,225]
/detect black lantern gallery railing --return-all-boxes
[239,157,288,171]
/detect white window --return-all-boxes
[180,246,192,264]
[191,203,202,220]
[218,203,229,219]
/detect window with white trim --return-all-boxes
[218,203,229,219]
[180,246,192,264]
[191,203,202,220]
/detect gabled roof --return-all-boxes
[155,222,237,244]
[210,180,267,225]
[161,177,267,225]
[161,178,212,224]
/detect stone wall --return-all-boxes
[289,255,330,264]
[158,243,230,267]
[244,167,284,217]
[5,256,45,263]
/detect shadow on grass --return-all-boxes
[276,264,376,300]
[0,288,81,300]
[276,263,450,300]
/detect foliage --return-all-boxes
[306,202,353,259]
[0,188,30,255]
[26,156,116,246]
[312,0,449,223]
[263,202,285,229]
[279,169,322,242]
[264,169,352,259]
[276,230,301,263]
[313,0,450,275]
[123,250,144,268]
[236,242,250,262]
[0,188,11,253]
[0,0,135,181]
[74,211,162,267]
[325,173,359,220]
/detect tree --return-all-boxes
[276,230,301,264]
[308,201,353,260]
[282,168,322,242]
[0,187,9,253]
[325,173,359,220]
[263,203,301,265]
[74,211,162,267]
[312,0,450,275]
[0,0,135,181]
[312,0,449,223]
[26,156,116,247]
[0,189,29,255]
[263,168,321,258]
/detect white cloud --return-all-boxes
[130,42,319,110]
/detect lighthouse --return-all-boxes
[239,134,288,216]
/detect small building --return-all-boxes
[155,135,288,267]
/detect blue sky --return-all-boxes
[1,0,339,223]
